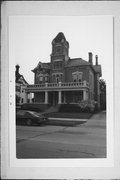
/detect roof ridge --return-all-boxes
[65,58,91,67]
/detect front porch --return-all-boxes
[33,90,89,106]
[26,81,89,105]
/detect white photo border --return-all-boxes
[1,1,120,179]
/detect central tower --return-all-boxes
[50,32,69,83]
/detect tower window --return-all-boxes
[53,61,62,70]
[56,46,62,54]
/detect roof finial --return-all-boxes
[16,64,20,74]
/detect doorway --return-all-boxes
[49,91,58,106]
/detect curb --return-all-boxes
[46,117,88,126]
[48,117,87,122]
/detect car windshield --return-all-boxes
[28,111,42,117]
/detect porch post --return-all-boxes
[86,91,88,100]
[83,90,87,101]
[58,91,62,104]
[63,91,66,103]
[29,93,32,103]
[24,93,28,103]
[45,91,48,104]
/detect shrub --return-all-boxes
[78,100,96,113]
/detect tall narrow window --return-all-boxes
[56,74,59,83]
[73,74,77,82]
[52,75,56,83]
[39,75,43,83]
[45,75,49,82]
[60,74,63,82]
[78,72,82,82]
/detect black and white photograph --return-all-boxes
[1,1,120,179]
[13,15,111,159]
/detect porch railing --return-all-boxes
[26,81,89,92]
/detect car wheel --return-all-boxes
[26,119,32,126]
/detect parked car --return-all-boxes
[16,110,48,126]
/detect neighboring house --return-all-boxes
[15,65,32,105]
[26,32,102,109]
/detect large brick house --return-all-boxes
[26,32,102,110]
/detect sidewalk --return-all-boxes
[45,111,106,126]
[45,112,92,126]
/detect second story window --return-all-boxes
[52,73,63,83]
[72,71,83,82]
[39,75,43,83]
[73,74,77,82]
[45,75,49,82]
[78,73,82,82]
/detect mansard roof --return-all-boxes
[32,61,50,72]
[54,32,66,43]
[65,58,91,67]
[52,32,69,46]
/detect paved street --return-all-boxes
[16,111,106,158]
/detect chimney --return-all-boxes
[88,52,93,64]
[16,64,20,74]
[95,55,98,65]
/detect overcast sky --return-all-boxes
[11,16,113,84]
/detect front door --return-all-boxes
[49,91,58,106]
